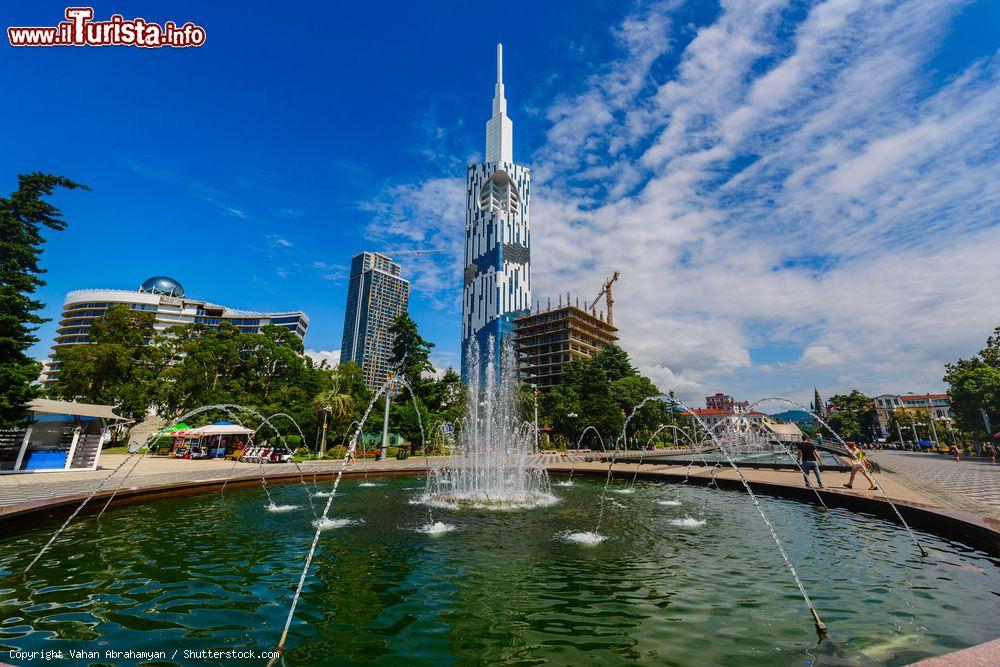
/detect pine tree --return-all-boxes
[0,173,86,427]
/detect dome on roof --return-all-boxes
[139,276,185,297]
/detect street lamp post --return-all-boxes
[379,371,394,461]
[533,387,540,454]
[946,419,958,447]
[318,407,330,457]
[567,412,578,449]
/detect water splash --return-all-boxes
[657,500,682,507]
[670,517,706,528]
[313,517,363,530]
[267,503,300,513]
[417,522,456,535]
[749,396,926,557]
[420,337,554,510]
[23,402,259,575]
[561,531,606,545]
[659,394,829,637]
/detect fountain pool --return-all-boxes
[1,477,996,665]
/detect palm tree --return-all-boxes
[314,372,354,456]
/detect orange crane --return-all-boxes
[589,270,621,324]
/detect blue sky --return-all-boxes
[3,0,999,406]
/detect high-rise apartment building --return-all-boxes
[461,43,531,381]
[341,252,410,390]
[41,276,308,386]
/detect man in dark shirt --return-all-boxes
[796,434,824,488]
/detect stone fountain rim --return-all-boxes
[0,465,997,557]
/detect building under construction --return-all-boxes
[514,295,618,389]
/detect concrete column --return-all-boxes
[13,426,32,471]
[65,427,81,469]
[92,427,109,470]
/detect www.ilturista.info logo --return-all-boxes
[8,7,206,48]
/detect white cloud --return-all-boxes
[364,0,1000,406]
[799,345,842,367]
[306,349,341,367]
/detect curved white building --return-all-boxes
[41,276,308,385]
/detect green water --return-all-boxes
[0,477,997,666]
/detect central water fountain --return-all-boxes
[420,337,555,509]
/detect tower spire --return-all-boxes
[486,43,513,163]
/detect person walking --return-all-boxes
[796,434,824,488]
[986,442,998,464]
[948,443,961,462]
[843,442,878,490]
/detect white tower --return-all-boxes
[462,43,531,381]
[485,43,513,164]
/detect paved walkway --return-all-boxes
[0,452,934,510]
[548,458,932,505]
[6,450,989,524]
[869,451,1000,520]
[0,455,444,509]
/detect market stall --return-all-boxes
[171,422,254,459]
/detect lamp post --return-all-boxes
[533,387,540,454]
[379,371,394,461]
[318,407,330,457]
[567,412,578,449]
[912,422,925,451]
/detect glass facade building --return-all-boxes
[341,253,411,391]
[40,276,309,386]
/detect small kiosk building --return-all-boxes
[0,399,125,473]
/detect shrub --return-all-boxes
[327,445,347,460]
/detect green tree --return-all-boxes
[161,323,247,414]
[0,173,86,426]
[944,326,1000,438]
[538,345,661,447]
[610,374,664,445]
[595,344,637,382]
[50,305,170,421]
[825,390,876,440]
[314,364,360,454]
[388,314,434,393]
[422,367,464,425]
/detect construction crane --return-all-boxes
[589,270,621,325]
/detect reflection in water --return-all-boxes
[0,478,996,666]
